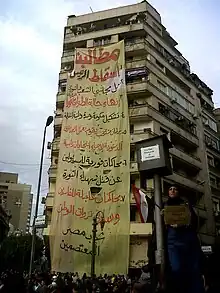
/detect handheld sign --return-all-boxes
[164,205,191,226]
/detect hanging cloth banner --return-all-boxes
[50,40,130,275]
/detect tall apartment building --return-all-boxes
[0,172,33,233]
[214,108,220,136]
[213,108,220,237]
[46,1,220,253]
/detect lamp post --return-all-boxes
[29,116,53,277]
[91,211,105,277]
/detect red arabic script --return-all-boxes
[65,94,120,108]
[63,139,123,153]
[75,48,120,65]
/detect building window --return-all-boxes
[154,41,164,54]
[0,185,8,190]
[210,175,216,186]
[202,116,218,132]
[157,79,195,114]
[156,59,165,71]
[59,81,67,93]
[153,22,162,33]
[207,155,215,167]
[213,199,220,213]
[205,135,220,151]
[130,124,134,133]
[157,80,167,94]
[94,37,111,46]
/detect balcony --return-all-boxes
[46,193,54,208]
[52,140,60,153]
[172,156,201,186]
[127,81,151,94]
[158,103,197,137]
[130,223,152,236]
[171,131,199,151]
[130,129,155,144]
[165,172,204,193]
[208,159,220,176]
[48,165,57,181]
[170,148,202,170]
[54,116,63,127]
[205,135,220,155]
[57,92,66,104]
[64,23,145,44]
[126,58,147,70]
[125,40,148,56]
[129,104,153,122]
[210,180,220,196]
[59,71,68,80]
[61,54,74,64]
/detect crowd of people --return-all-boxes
[0,268,153,293]
[2,185,220,293]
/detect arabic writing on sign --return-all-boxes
[63,139,123,153]
[63,125,127,137]
[65,94,120,108]
[62,228,105,241]
[57,202,120,225]
[75,48,120,65]
[88,67,120,83]
[58,187,126,204]
[70,67,89,80]
[62,154,127,169]
[62,169,122,186]
[64,111,125,124]
[67,79,124,97]
[60,240,99,256]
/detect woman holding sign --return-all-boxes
[164,186,205,293]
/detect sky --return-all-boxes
[0,0,220,217]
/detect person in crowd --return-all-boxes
[164,185,205,293]
[132,265,152,293]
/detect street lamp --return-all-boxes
[91,211,105,277]
[29,116,53,277]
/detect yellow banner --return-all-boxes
[50,40,130,275]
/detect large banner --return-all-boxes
[50,40,130,275]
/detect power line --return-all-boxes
[0,160,50,166]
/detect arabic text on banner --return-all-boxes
[50,40,130,275]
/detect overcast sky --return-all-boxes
[0,0,220,216]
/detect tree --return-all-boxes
[0,234,44,272]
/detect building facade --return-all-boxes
[213,108,220,237]
[46,1,220,265]
[0,172,33,233]
[0,204,10,244]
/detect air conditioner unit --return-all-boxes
[204,120,209,126]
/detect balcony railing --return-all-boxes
[158,103,197,136]
[57,92,66,103]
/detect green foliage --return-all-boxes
[0,234,44,271]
